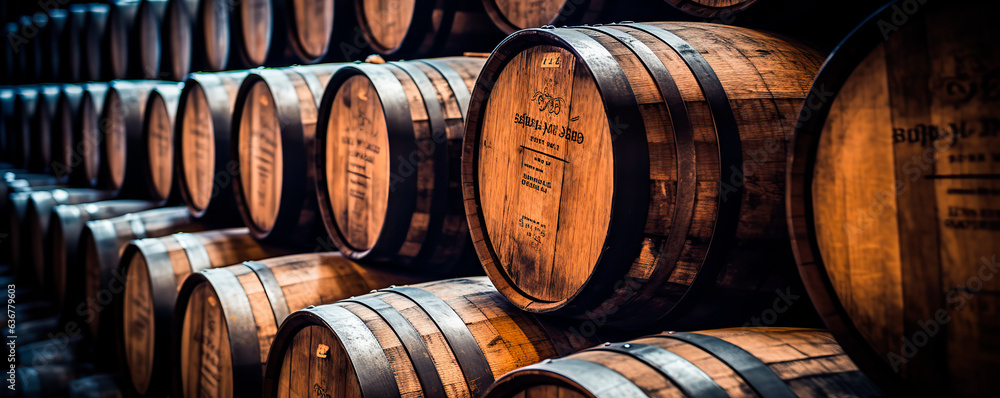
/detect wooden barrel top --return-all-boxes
[179,81,216,213]
[663,0,758,18]
[237,78,284,232]
[290,0,334,62]
[356,0,416,53]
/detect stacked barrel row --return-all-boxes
[1,0,879,84]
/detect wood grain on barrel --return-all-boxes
[238,81,283,232]
[326,75,389,251]
[263,277,606,398]
[319,58,483,270]
[464,22,824,326]
[203,0,234,71]
[52,85,84,183]
[663,0,757,18]
[176,253,424,398]
[163,0,199,80]
[120,228,293,395]
[486,328,883,397]
[78,84,108,187]
[291,0,334,61]
[178,72,248,219]
[144,85,184,202]
[138,0,169,79]
[788,3,1000,395]
[488,0,564,30]
[359,0,415,52]
[238,0,273,66]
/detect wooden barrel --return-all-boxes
[76,83,110,187]
[354,0,504,58]
[69,374,123,398]
[7,192,34,271]
[118,228,293,395]
[52,84,84,184]
[41,9,68,82]
[137,0,169,79]
[83,4,112,81]
[107,0,142,80]
[262,277,607,398]
[49,200,159,310]
[81,207,206,340]
[99,80,180,198]
[198,0,237,71]
[162,0,200,80]
[142,84,184,203]
[17,336,86,366]
[31,85,61,174]
[232,0,294,66]
[64,5,91,82]
[0,173,59,217]
[25,188,115,287]
[485,328,884,397]
[316,57,483,271]
[13,87,39,170]
[176,71,249,222]
[174,253,428,398]
[462,22,824,328]
[787,2,999,396]
[231,64,345,245]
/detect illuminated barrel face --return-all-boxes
[146,94,174,201]
[237,80,283,233]
[180,83,216,213]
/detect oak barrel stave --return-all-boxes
[484,328,884,397]
[174,252,426,398]
[52,84,85,184]
[162,0,201,81]
[137,0,170,79]
[787,1,1000,395]
[481,0,675,34]
[30,85,61,174]
[262,277,608,398]
[49,200,160,311]
[117,228,293,395]
[316,57,484,272]
[176,71,249,223]
[231,64,346,245]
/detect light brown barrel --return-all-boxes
[25,188,115,289]
[143,84,184,203]
[107,0,142,79]
[31,84,61,174]
[231,64,346,245]
[787,2,999,396]
[137,0,169,79]
[162,0,199,80]
[81,207,207,341]
[262,277,606,398]
[173,253,428,398]
[354,0,504,58]
[52,84,84,184]
[176,71,249,222]
[75,83,110,188]
[99,80,180,198]
[485,328,884,398]
[118,228,294,395]
[232,0,347,65]
[316,57,483,272]
[49,200,160,311]
[83,4,112,81]
[462,22,825,328]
